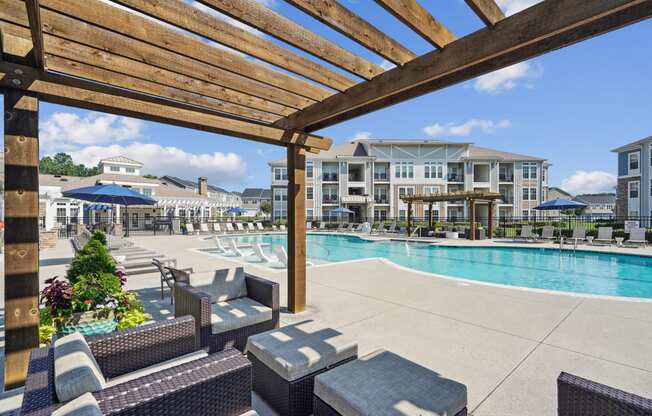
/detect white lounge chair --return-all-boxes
[273,245,312,268]
[306,221,312,230]
[227,238,245,257]
[235,223,246,233]
[199,223,210,233]
[514,225,535,241]
[212,235,228,253]
[318,222,326,231]
[212,223,223,234]
[571,227,586,243]
[354,223,364,232]
[595,227,614,245]
[246,222,255,232]
[185,223,197,235]
[376,223,386,234]
[279,224,286,232]
[255,222,265,232]
[386,223,397,234]
[249,243,273,263]
[271,224,278,231]
[540,225,556,241]
[225,223,235,233]
[626,228,647,247]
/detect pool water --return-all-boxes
[225,234,652,299]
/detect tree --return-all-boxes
[260,201,272,216]
[143,174,158,179]
[39,153,99,177]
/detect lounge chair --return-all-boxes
[386,223,397,233]
[212,222,223,234]
[376,223,386,234]
[398,226,407,235]
[595,227,614,245]
[225,222,235,233]
[174,267,280,352]
[306,221,312,230]
[21,317,254,416]
[626,227,648,247]
[570,227,586,244]
[246,222,255,232]
[273,245,313,268]
[354,223,364,233]
[200,223,210,233]
[558,372,652,416]
[271,224,278,231]
[280,224,286,232]
[235,223,246,233]
[185,223,197,235]
[212,235,229,253]
[335,223,345,232]
[227,238,246,257]
[255,222,265,232]
[540,225,556,241]
[250,243,273,263]
[318,222,327,231]
[514,225,536,242]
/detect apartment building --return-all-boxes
[612,135,652,218]
[240,188,272,217]
[269,139,549,223]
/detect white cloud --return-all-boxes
[255,148,273,157]
[474,61,542,93]
[379,60,396,71]
[70,143,247,185]
[423,119,511,138]
[41,113,143,153]
[560,171,617,195]
[351,132,373,141]
[496,0,542,16]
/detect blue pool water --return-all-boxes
[225,234,652,299]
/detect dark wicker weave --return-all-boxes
[558,372,652,416]
[174,273,279,352]
[21,317,253,416]
[313,395,467,416]
[250,352,356,416]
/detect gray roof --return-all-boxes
[99,156,143,166]
[547,187,573,198]
[466,146,544,161]
[241,188,271,199]
[160,175,231,194]
[610,135,652,153]
[573,193,616,205]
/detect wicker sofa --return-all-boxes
[558,372,652,415]
[21,316,253,416]
[174,267,279,352]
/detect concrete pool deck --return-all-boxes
[1,234,651,415]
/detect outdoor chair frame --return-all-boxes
[174,273,279,352]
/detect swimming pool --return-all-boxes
[222,233,652,299]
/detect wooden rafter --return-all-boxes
[374,0,456,48]
[0,59,332,151]
[110,0,355,92]
[195,0,384,80]
[38,0,331,102]
[465,0,506,27]
[284,0,416,65]
[24,0,43,67]
[278,0,652,132]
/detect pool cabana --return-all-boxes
[1,0,650,388]
[401,191,503,240]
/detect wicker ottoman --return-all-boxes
[245,321,358,416]
[314,349,468,416]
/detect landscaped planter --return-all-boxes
[58,310,117,337]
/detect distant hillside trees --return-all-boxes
[40,153,100,177]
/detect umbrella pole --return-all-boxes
[125,205,129,237]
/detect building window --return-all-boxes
[522,162,537,180]
[424,162,443,179]
[522,210,530,220]
[395,162,414,179]
[306,162,313,179]
[274,167,288,181]
[629,181,639,199]
[110,166,120,172]
[132,213,138,228]
[629,152,639,172]
[399,209,407,221]
[423,186,440,195]
[306,209,313,221]
[126,167,135,173]
[522,188,537,201]
[307,187,313,200]
[398,187,415,198]
[142,188,152,197]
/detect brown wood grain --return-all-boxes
[287,144,307,313]
[24,0,43,67]
[465,0,506,27]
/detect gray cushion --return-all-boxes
[211,297,272,334]
[106,350,208,387]
[189,267,248,303]
[54,333,106,402]
[245,320,357,382]
[314,349,467,416]
[52,392,102,416]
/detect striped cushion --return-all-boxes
[54,333,106,402]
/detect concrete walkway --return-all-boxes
[2,234,651,415]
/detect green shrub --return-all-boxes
[92,230,107,246]
[71,272,122,312]
[67,240,116,284]
[39,308,56,345]
[117,309,150,330]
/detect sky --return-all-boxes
[1,0,651,194]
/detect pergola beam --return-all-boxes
[284,0,416,65]
[374,0,456,48]
[0,60,332,151]
[24,0,43,68]
[110,0,356,92]
[278,0,652,132]
[195,0,384,80]
[465,0,506,27]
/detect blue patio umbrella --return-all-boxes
[332,207,354,214]
[63,184,156,236]
[228,207,243,215]
[535,199,587,234]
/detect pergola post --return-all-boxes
[3,89,40,389]
[488,201,494,239]
[469,199,476,241]
[287,143,306,313]
[407,201,412,237]
[428,202,433,229]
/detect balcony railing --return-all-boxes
[322,196,338,204]
[499,174,514,182]
[500,195,514,204]
[348,174,364,182]
[322,173,338,181]
[447,174,463,182]
[374,173,389,180]
[374,196,389,204]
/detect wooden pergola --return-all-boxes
[1,0,650,388]
[401,191,503,239]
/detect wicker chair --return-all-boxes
[174,269,279,353]
[21,316,253,416]
[558,372,652,415]
[154,262,193,304]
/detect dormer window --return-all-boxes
[110,166,120,172]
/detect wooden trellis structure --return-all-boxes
[1,0,650,388]
[401,191,503,239]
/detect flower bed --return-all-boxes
[39,231,150,344]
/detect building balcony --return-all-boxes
[500,196,514,204]
[374,196,389,204]
[322,173,339,182]
[322,196,339,204]
[341,195,372,204]
[499,174,514,182]
[447,174,463,182]
[348,175,365,183]
[373,173,389,181]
